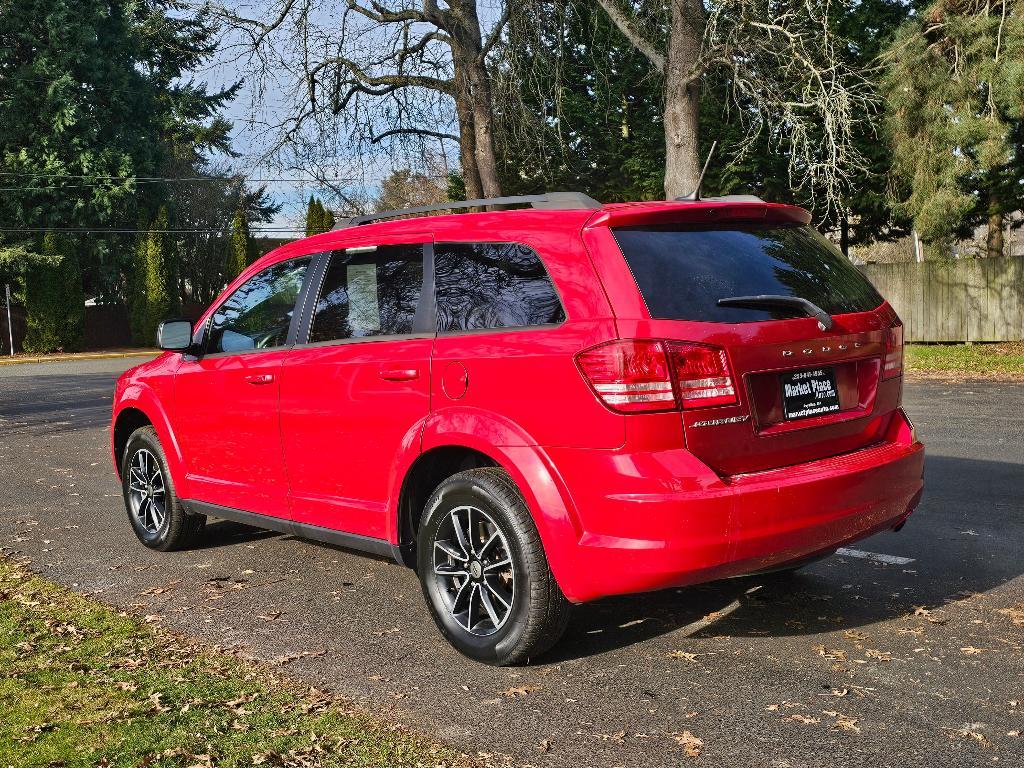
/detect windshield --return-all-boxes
[612,224,883,323]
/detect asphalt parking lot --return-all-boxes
[1,358,1022,767]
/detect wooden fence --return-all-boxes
[861,255,1024,342]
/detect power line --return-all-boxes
[0,227,306,234]
[0,171,356,183]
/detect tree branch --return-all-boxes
[370,128,461,143]
[593,0,666,73]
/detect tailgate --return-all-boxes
[674,311,901,475]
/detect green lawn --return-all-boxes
[905,343,1024,377]
[0,559,465,768]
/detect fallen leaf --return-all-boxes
[671,730,703,758]
[960,646,985,655]
[997,605,1024,626]
[823,710,861,733]
[501,685,540,697]
[812,644,847,661]
[843,630,869,641]
[865,649,892,661]
[787,714,821,725]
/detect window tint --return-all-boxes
[207,257,311,353]
[434,242,565,331]
[308,244,424,343]
[613,225,883,323]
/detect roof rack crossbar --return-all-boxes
[337,191,601,229]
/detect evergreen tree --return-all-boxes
[226,208,253,279]
[882,0,1024,256]
[23,234,85,353]
[128,226,149,345]
[304,196,337,236]
[141,207,172,345]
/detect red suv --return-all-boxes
[111,193,924,665]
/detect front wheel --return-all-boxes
[417,468,571,665]
[121,426,205,551]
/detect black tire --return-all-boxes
[416,467,571,665]
[121,426,205,551]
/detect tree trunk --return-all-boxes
[986,205,1004,259]
[662,0,704,199]
[466,59,502,199]
[840,217,850,258]
[452,58,484,201]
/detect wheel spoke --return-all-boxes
[150,499,165,530]
[478,583,502,627]
[484,579,511,610]
[434,540,468,563]
[434,562,468,577]
[466,583,479,630]
[483,557,512,573]
[450,510,471,559]
[478,529,500,559]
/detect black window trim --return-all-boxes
[197,254,317,359]
[292,240,435,350]
[432,239,567,336]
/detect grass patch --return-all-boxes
[905,342,1024,377]
[0,558,466,768]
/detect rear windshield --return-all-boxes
[613,224,883,323]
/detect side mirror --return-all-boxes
[157,320,194,352]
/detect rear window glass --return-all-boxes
[613,224,882,323]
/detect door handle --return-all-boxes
[244,374,275,385]
[378,368,419,382]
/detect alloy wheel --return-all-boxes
[432,505,515,636]
[127,448,166,535]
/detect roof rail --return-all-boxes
[679,194,765,204]
[336,191,602,229]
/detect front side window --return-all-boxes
[434,242,565,332]
[308,244,424,343]
[206,257,311,353]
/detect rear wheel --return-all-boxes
[417,468,571,665]
[121,426,205,551]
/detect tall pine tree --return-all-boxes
[22,234,85,353]
[883,0,1024,257]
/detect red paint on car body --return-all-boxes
[112,199,924,604]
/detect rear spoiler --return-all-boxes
[584,201,811,230]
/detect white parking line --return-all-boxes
[836,547,915,566]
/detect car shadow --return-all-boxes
[546,453,1023,662]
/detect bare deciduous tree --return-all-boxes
[591,0,876,214]
[207,0,512,202]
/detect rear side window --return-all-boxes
[613,224,883,323]
[434,242,565,332]
[308,244,424,343]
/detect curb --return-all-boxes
[0,351,159,366]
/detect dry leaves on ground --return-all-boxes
[500,684,540,697]
[671,730,703,758]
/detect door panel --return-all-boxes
[280,337,432,537]
[279,237,431,538]
[174,351,290,516]
[172,255,313,516]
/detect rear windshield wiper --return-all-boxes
[716,295,834,330]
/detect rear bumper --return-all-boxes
[545,409,924,603]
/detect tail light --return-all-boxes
[576,339,737,413]
[576,340,675,413]
[883,324,904,379]
[666,342,738,408]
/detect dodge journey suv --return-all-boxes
[111,193,924,665]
